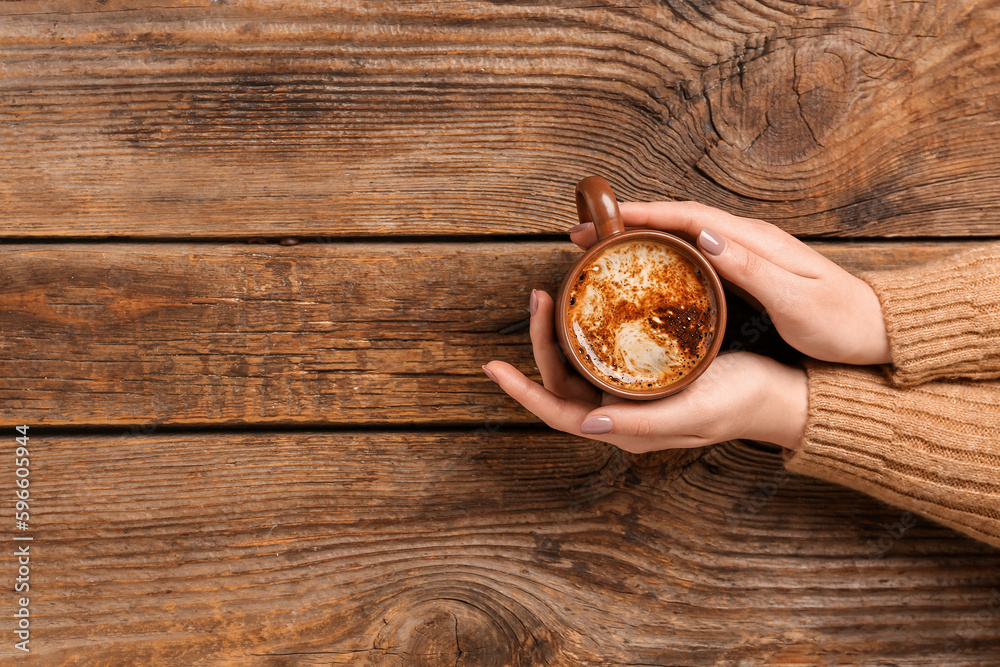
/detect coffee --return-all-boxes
[564,238,718,392]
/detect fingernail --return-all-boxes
[482,365,499,384]
[699,228,726,256]
[529,289,538,316]
[580,415,614,434]
[567,222,592,234]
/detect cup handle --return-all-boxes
[575,176,624,240]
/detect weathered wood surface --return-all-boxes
[1,431,998,665]
[3,0,1000,663]
[0,240,985,427]
[2,0,1000,238]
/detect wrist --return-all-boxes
[860,279,892,365]
[750,358,808,450]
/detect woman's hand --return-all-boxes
[568,201,891,366]
[483,290,808,453]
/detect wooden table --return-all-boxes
[2,1,999,664]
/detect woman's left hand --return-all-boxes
[483,290,809,453]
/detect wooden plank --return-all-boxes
[1,431,997,664]
[1,1,999,238]
[0,240,988,427]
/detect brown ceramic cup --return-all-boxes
[555,176,727,400]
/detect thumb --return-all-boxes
[697,228,794,309]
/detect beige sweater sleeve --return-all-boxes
[860,242,1000,387]
[786,244,1000,548]
[786,363,1000,548]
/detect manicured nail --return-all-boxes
[482,365,499,384]
[529,289,538,316]
[567,222,592,234]
[699,228,726,256]
[580,415,614,434]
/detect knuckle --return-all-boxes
[735,248,766,278]
[682,200,719,218]
[624,414,652,438]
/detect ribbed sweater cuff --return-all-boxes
[786,362,1000,549]
[859,242,1000,387]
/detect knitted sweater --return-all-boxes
[785,243,1000,548]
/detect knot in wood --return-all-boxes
[374,595,555,666]
[708,36,862,165]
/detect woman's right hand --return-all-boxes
[569,201,892,366]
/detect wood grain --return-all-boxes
[1,431,996,664]
[2,3,998,664]
[0,240,986,428]
[1,0,999,238]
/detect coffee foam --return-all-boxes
[566,239,716,391]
